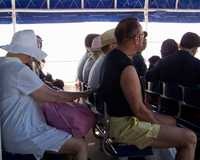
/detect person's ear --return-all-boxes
[191,47,198,56]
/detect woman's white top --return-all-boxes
[0,57,71,159]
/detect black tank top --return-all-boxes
[99,48,134,117]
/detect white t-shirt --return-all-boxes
[0,57,71,159]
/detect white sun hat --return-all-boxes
[0,30,47,61]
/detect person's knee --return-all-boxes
[69,138,87,154]
[59,138,88,155]
[76,139,88,153]
[183,129,197,146]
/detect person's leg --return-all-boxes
[153,112,176,126]
[151,125,197,160]
[59,137,88,160]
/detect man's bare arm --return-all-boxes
[31,84,90,103]
[120,65,157,123]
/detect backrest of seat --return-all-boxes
[145,81,162,96]
[159,82,182,116]
[178,86,200,125]
[162,82,182,100]
[182,86,200,107]
[145,81,162,110]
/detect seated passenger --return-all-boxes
[28,42,95,138]
[132,31,148,77]
[88,28,117,90]
[146,32,200,87]
[148,55,160,70]
[77,33,99,84]
[0,30,88,160]
[82,35,103,86]
[160,39,178,58]
[99,17,197,160]
[35,35,65,90]
[132,31,148,100]
[33,59,64,90]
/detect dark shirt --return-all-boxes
[132,52,147,77]
[146,50,200,87]
[99,48,134,117]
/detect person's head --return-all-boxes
[180,32,200,56]
[161,39,178,58]
[90,35,103,59]
[0,30,47,65]
[36,35,43,49]
[52,79,64,90]
[101,28,117,54]
[148,55,160,67]
[85,33,99,51]
[115,17,144,56]
[140,31,148,52]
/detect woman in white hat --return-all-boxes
[0,30,88,160]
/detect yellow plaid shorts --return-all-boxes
[109,116,160,149]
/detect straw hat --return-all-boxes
[0,30,47,61]
[101,28,116,48]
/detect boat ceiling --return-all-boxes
[0,0,200,24]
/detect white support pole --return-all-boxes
[47,0,50,9]
[175,0,179,9]
[81,0,84,9]
[114,0,117,9]
[144,0,149,31]
[11,0,16,33]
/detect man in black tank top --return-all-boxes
[99,17,196,160]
